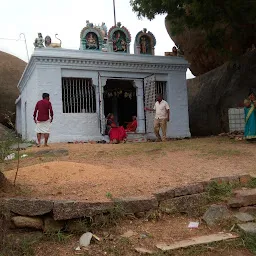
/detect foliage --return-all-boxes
[0,132,16,168]
[130,0,256,53]
[241,233,256,254]
[246,178,256,188]
[0,112,21,186]
[206,180,237,202]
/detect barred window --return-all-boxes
[62,77,96,113]
[156,81,167,99]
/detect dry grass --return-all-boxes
[2,137,256,201]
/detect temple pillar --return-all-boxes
[134,80,145,133]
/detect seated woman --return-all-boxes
[105,113,127,144]
[125,116,138,132]
[244,98,256,141]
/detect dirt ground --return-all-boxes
[2,137,256,201]
[5,214,254,256]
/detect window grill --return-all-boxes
[62,77,96,113]
[155,81,167,99]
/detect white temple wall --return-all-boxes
[35,67,102,143]
[19,69,39,141]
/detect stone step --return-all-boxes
[127,132,147,143]
[237,222,256,234]
[239,206,256,216]
[228,188,256,208]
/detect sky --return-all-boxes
[0,0,194,79]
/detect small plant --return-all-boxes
[206,181,237,202]
[1,112,22,187]
[241,232,256,254]
[43,230,73,243]
[106,192,113,199]
[246,178,256,188]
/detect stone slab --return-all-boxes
[159,193,208,217]
[12,216,43,230]
[153,187,175,201]
[114,196,158,214]
[156,233,239,251]
[174,183,205,197]
[234,212,255,222]
[237,223,256,234]
[228,198,244,208]
[203,205,231,226]
[6,198,54,216]
[53,201,114,220]
[229,188,256,207]
[239,206,256,216]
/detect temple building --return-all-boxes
[16,22,191,142]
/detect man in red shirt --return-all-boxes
[33,93,53,147]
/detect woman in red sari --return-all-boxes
[125,116,138,132]
[105,113,127,144]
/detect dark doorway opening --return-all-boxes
[104,79,137,126]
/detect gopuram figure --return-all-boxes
[34,33,44,48]
[80,22,104,50]
[108,22,131,53]
[86,33,98,49]
[140,36,148,54]
[134,28,156,55]
[113,31,127,52]
[102,22,107,37]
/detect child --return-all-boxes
[125,116,138,132]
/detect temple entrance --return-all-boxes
[104,79,137,126]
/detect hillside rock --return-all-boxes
[0,51,26,126]
[187,50,256,136]
[165,17,255,76]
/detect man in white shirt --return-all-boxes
[145,94,170,141]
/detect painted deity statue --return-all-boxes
[102,22,107,37]
[113,31,127,52]
[140,36,150,54]
[34,33,44,48]
[86,33,98,49]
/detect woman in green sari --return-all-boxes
[244,96,256,140]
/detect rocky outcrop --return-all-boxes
[187,50,256,136]
[165,17,255,76]
[0,51,26,126]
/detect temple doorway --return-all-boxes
[104,79,137,126]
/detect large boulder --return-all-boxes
[165,16,255,76]
[0,51,26,126]
[187,50,256,136]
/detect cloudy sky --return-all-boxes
[0,0,194,78]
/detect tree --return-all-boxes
[130,0,256,54]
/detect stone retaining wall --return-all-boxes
[0,174,254,232]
